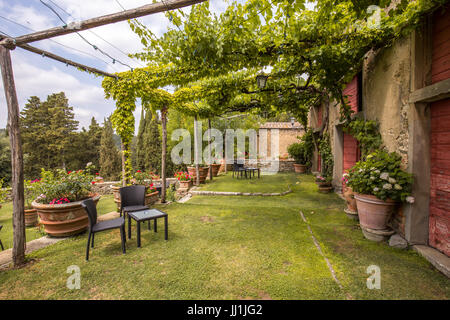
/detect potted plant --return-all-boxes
[342,172,358,220]
[287,142,308,173]
[346,150,413,235]
[24,178,41,227]
[187,164,210,183]
[210,158,221,177]
[31,166,100,237]
[175,171,192,189]
[316,175,333,193]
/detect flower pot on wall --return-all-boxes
[187,166,209,183]
[354,193,398,230]
[179,180,192,190]
[32,194,100,237]
[293,163,307,173]
[25,208,38,227]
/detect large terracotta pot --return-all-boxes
[112,185,159,210]
[179,180,192,189]
[32,194,100,237]
[343,187,357,213]
[354,193,398,230]
[25,207,38,227]
[187,166,209,183]
[211,163,221,177]
[293,163,307,173]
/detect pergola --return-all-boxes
[0,0,206,267]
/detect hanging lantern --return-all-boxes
[256,73,269,89]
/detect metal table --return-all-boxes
[127,209,168,248]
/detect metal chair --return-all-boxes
[232,161,246,178]
[0,225,4,251]
[82,199,126,261]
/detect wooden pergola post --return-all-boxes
[208,118,213,181]
[0,45,25,267]
[161,106,168,202]
[194,116,200,186]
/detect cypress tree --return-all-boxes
[99,118,121,180]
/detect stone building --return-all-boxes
[308,7,450,262]
[258,121,304,158]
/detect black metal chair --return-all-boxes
[119,185,149,217]
[82,199,126,261]
[232,161,246,178]
[0,225,4,251]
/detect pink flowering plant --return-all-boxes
[175,171,191,181]
[34,165,94,205]
[346,150,413,202]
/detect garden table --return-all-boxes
[245,167,260,179]
[127,209,168,248]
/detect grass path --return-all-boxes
[0,174,448,299]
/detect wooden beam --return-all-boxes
[0,0,206,47]
[409,78,450,103]
[0,46,26,267]
[17,43,118,79]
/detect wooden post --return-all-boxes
[0,45,25,267]
[194,116,200,186]
[161,106,167,203]
[208,118,213,181]
[121,142,126,187]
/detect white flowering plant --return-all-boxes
[346,150,413,202]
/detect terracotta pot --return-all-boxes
[25,208,38,227]
[187,166,209,183]
[343,187,357,213]
[179,180,192,189]
[211,164,221,177]
[112,186,159,210]
[293,163,307,173]
[32,194,100,237]
[318,186,333,193]
[316,180,332,187]
[354,193,398,230]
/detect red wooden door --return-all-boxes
[429,99,450,256]
[342,75,361,187]
[429,7,450,256]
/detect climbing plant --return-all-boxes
[343,118,383,159]
[318,133,334,180]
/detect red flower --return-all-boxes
[68,171,72,174]
[137,170,141,173]
[96,172,99,175]
[92,181,96,184]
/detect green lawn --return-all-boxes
[0,174,448,299]
[198,172,296,193]
[0,194,116,250]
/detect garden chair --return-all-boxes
[82,199,126,261]
[0,225,4,251]
[119,185,150,218]
[232,161,246,178]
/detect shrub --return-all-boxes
[346,150,413,202]
[24,178,41,208]
[287,142,307,164]
[175,171,191,181]
[34,166,94,204]
[0,178,8,204]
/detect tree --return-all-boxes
[99,118,121,180]
[134,109,162,173]
[20,92,79,178]
[0,129,11,184]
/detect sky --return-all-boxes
[0,0,230,133]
